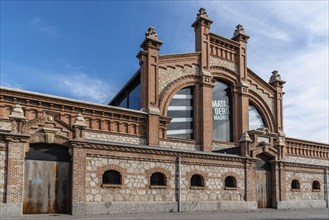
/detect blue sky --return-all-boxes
[1,1,328,143]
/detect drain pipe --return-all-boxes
[177,156,181,212]
[325,168,329,208]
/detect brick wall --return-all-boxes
[0,142,7,203]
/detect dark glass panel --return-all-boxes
[291,180,300,189]
[150,172,166,186]
[102,170,121,185]
[225,176,236,188]
[128,84,141,110]
[249,105,265,130]
[312,181,320,190]
[167,110,193,118]
[191,174,204,187]
[167,122,193,131]
[167,98,192,107]
[167,87,194,139]
[26,143,71,162]
[212,80,231,141]
[119,97,127,108]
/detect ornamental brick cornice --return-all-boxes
[285,137,329,149]
[70,139,246,163]
[247,68,276,95]
[0,132,30,143]
[0,87,147,120]
[277,160,329,170]
[209,33,240,49]
[159,52,200,66]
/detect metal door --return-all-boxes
[256,170,272,208]
[23,143,72,214]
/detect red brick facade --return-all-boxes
[0,8,328,217]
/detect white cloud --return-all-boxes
[0,61,116,104]
[61,73,113,104]
[28,17,58,37]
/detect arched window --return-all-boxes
[150,172,166,186]
[190,174,204,187]
[312,181,320,190]
[167,87,194,139]
[212,80,232,141]
[249,104,265,130]
[291,179,300,190]
[102,170,121,185]
[224,176,236,188]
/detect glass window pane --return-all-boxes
[119,97,127,108]
[212,80,231,141]
[167,87,194,139]
[249,105,265,130]
[128,84,141,110]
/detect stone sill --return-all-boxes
[165,137,198,144]
[190,186,205,190]
[101,184,122,189]
[212,140,236,146]
[149,185,167,189]
[291,189,301,192]
[312,189,321,192]
[224,187,237,191]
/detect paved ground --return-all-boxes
[2,209,329,220]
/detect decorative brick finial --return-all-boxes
[73,113,86,127]
[140,26,163,50]
[234,24,246,36]
[192,7,213,29]
[239,132,252,143]
[196,8,209,19]
[269,70,286,86]
[232,24,250,42]
[145,26,159,41]
[9,104,25,120]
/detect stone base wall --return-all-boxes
[85,156,176,203]
[180,164,245,201]
[0,203,22,217]
[285,171,325,201]
[84,154,246,207]
[72,201,257,215]
[277,200,326,209]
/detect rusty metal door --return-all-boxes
[23,160,71,214]
[23,143,72,214]
[256,170,272,208]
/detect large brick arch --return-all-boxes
[248,91,276,132]
[211,67,239,86]
[159,75,199,116]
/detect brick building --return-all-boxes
[0,8,328,217]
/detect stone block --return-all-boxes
[277,200,326,209]
[0,203,22,217]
